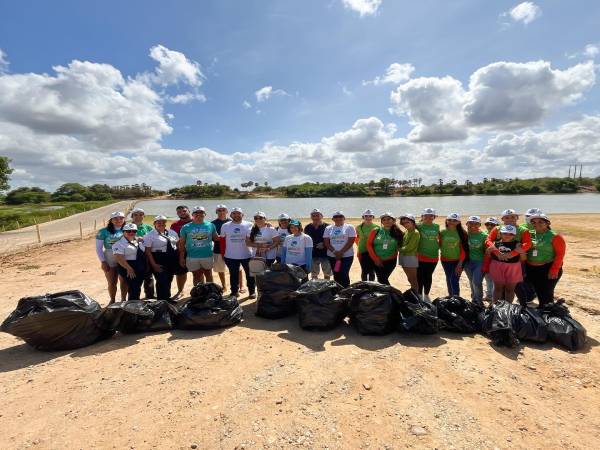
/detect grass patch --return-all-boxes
[0,200,115,231]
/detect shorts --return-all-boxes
[213,253,226,272]
[103,249,118,268]
[186,257,214,271]
[311,256,332,277]
[489,260,523,285]
[399,255,419,268]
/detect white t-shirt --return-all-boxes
[221,220,253,259]
[275,227,290,257]
[247,225,279,260]
[323,223,357,258]
[283,233,313,266]
[112,237,144,261]
[143,229,179,252]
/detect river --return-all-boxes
[134,193,599,219]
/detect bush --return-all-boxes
[5,187,51,205]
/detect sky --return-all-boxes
[0,0,599,190]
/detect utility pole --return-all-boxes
[568,165,571,178]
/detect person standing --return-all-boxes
[246,212,279,267]
[464,216,486,305]
[366,212,402,285]
[113,223,147,301]
[144,215,179,300]
[398,213,420,294]
[526,213,566,307]
[170,205,192,299]
[96,211,127,303]
[304,209,332,280]
[323,211,356,288]
[440,213,468,297]
[483,217,500,301]
[130,207,155,299]
[355,209,378,281]
[486,225,522,302]
[280,220,313,272]
[275,213,291,262]
[212,204,245,293]
[220,207,255,298]
[178,207,218,285]
[416,208,440,301]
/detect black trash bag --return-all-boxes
[190,282,223,300]
[515,281,537,305]
[541,303,586,351]
[102,300,178,333]
[480,301,519,347]
[255,264,308,319]
[511,306,548,343]
[0,290,115,351]
[340,281,401,335]
[397,289,439,334]
[175,295,243,329]
[294,279,346,330]
[432,296,483,333]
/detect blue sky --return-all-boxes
[0,0,599,189]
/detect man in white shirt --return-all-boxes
[323,211,356,287]
[220,207,255,298]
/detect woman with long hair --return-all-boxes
[355,209,378,281]
[366,212,403,285]
[440,213,469,297]
[113,223,147,301]
[280,220,313,272]
[399,213,420,294]
[95,211,127,303]
[246,211,279,267]
[416,208,440,301]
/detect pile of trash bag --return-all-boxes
[341,282,402,335]
[102,300,178,333]
[480,301,551,347]
[293,279,346,330]
[398,289,439,334]
[255,263,308,319]
[433,296,483,333]
[0,290,114,351]
[540,302,587,351]
[176,282,243,330]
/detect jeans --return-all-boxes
[358,252,376,281]
[417,261,437,295]
[484,273,494,299]
[224,257,256,295]
[374,259,396,285]
[328,256,354,287]
[441,260,461,297]
[464,259,484,303]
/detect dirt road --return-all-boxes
[0,215,599,449]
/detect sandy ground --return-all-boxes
[0,214,599,449]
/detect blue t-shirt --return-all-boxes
[96,227,123,250]
[180,221,216,258]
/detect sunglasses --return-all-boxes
[254,216,265,220]
[332,215,344,219]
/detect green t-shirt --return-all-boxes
[440,228,461,260]
[96,227,123,250]
[356,223,379,254]
[400,228,420,256]
[180,221,216,258]
[527,229,556,263]
[417,223,440,259]
[467,230,487,261]
[134,223,153,237]
[370,228,399,260]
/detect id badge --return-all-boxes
[382,243,389,250]
[532,250,538,257]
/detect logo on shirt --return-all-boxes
[332,229,342,236]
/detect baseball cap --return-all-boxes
[215,204,228,211]
[278,213,290,220]
[529,212,551,223]
[485,217,500,225]
[310,209,322,215]
[400,213,416,221]
[380,211,395,219]
[289,219,301,227]
[110,211,125,219]
[192,206,206,214]
[153,215,168,221]
[254,211,266,219]
[131,207,145,214]
[467,215,481,223]
[447,213,461,221]
[231,207,243,214]
[123,223,138,231]
[500,224,517,235]
[362,209,375,217]
[332,211,345,218]
[501,208,518,218]
[422,208,436,216]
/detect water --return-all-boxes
[135,193,599,219]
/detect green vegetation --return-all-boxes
[0,156,12,193]
[0,200,115,231]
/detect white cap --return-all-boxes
[231,207,243,214]
[123,223,138,231]
[192,206,206,214]
[278,213,290,220]
[529,212,551,223]
[215,204,228,211]
[501,208,518,218]
[310,208,322,215]
[400,213,416,221]
[254,211,267,219]
[362,209,375,217]
[332,211,345,217]
[110,211,125,219]
[422,208,436,216]
[131,207,145,214]
[380,211,395,219]
[154,215,168,222]
[500,224,517,235]
[485,217,500,225]
[446,213,461,221]
[467,215,481,223]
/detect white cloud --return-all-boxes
[390,60,595,142]
[322,117,396,152]
[584,44,600,58]
[147,44,204,87]
[255,85,289,103]
[168,91,207,104]
[342,0,382,17]
[242,100,252,109]
[0,49,8,73]
[508,2,542,25]
[363,63,415,86]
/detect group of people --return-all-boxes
[95,205,565,308]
